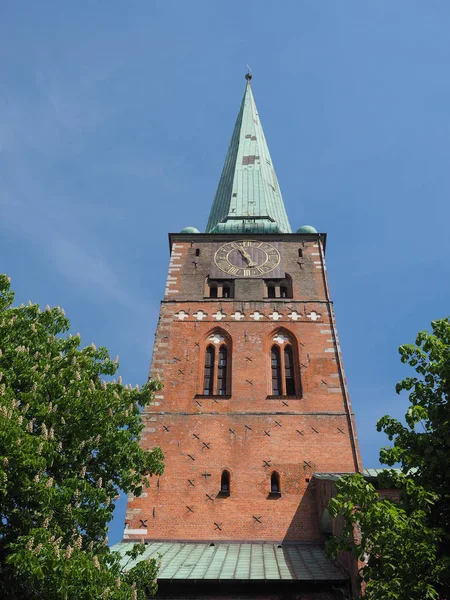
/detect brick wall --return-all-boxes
[124,234,361,545]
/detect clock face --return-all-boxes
[214,240,281,277]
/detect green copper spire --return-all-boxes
[206,74,292,234]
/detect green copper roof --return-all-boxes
[206,76,292,235]
[296,225,318,234]
[111,542,346,581]
[180,226,200,233]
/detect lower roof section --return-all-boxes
[313,468,401,482]
[111,542,347,582]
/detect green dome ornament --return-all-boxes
[180,226,200,234]
[296,225,318,234]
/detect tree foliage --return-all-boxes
[0,275,164,599]
[327,317,450,599]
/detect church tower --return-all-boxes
[119,75,362,596]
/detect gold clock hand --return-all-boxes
[239,246,252,260]
[238,246,257,267]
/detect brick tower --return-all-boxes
[117,74,362,598]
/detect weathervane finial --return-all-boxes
[245,65,252,82]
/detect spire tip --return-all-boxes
[245,66,252,82]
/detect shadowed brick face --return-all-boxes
[125,233,361,544]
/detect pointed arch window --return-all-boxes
[201,332,232,397]
[269,333,301,398]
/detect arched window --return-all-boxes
[269,332,302,397]
[265,275,292,299]
[279,274,293,299]
[271,346,282,396]
[271,472,280,493]
[202,332,232,397]
[203,346,215,395]
[284,345,295,395]
[205,278,234,299]
[218,346,227,395]
[221,470,230,493]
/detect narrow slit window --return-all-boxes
[203,346,215,395]
[195,248,200,257]
[271,346,282,396]
[271,472,280,493]
[298,249,303,258]
[218,346,227,395]
[284,345,295,395]
[221,470,230,493]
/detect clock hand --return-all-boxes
[238,247,256,267]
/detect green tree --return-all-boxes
[327,318,450,599]
[0,275,164,599]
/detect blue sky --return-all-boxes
[1,2,449,545]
